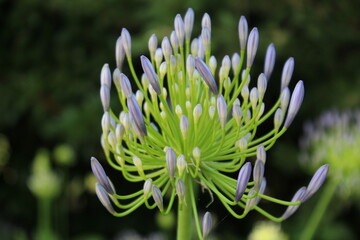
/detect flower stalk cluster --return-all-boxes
[91,8,328,239]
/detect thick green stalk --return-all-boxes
[177,175,193,240]
[299,181,337,240]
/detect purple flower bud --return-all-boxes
[281,57,294,91]
[281,186,307,220]
[127,94,147,138]
[115,36,125,70]
[100,63,112,88]
[284,80,304,128]
[246,28,259,68]
[91,157,114,194]
[180,115,189,139]
[253,159,265,191]
[140,55,161,94]
[232,53,240,75]
[100,85,110,111]
[166,147,176,179]
[235,162,252,202]
[170,31,179,54]
[202,211,213,239]
[195,57,219,94]
[184,8,194,41]
[217,94,227,128]
[303,164,329,202]
[256,145,266,164]
[257,73,267,101]
[152,185,164,212]
[201,27,211,54]
[280,87,290,111]
[238,16,248,51]
[119,73,133,97]
[264,43,276,80]
[148,34,158,58]
[95,183,116,214]
[232,104,242,126]
[174,14,185,47]
[161,36,172,62]
[176,178,186,203]
[121,28,132,58]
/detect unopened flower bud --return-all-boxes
[303,164,329,202]
[209,56,217,75]
[184,8,194,42]
[253,159,265,192]
[174,14,185,47]
[119,73,133,97]
[176,178,186,203]
[274,108,283,130]
[280,87,290,112]
[209,106,216,119]
[148,34,158,59]
[245,178,267,212]
[238,16,248,51]
[232,53,240,75]
[257,73,267,101]
[246,28,259,68]
[232,104,242,126]
[235,162,252,201]
[177,155,187,177]
[95,183,116,214]
[170,31,179,54]
[162,37,172,62]
[202,211,213,239]
[217,94,227,128]
[264,43,276,80]
[284,80,304,128]
[166,147,176,179]
[281,186,306,220]
[100,85,110,111]
[91,157,114,194]
[281,57,294,91]
[141,55,161,94]
[101,63,112,88]
[180,115,189,138]
[193,104,203,123]
[256,145,266,164]
[195,57,219,94]
[143,178,153,197]
[121,28,132,58]
[152,185,164,212]
[201,13,211,32]
[116,36,125,70]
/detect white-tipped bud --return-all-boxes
[186,101,192,113]
[170,31,179,54]
[238,16,248,51]
[264,43,276,80]
[161,37,172,62]
[143,179,153,197]
[201,27,211,54]
[121,28,132,58]
[166,147,176,179]
[193,104,203,123]
[241,85,249,102]
[245,178,267,212]
[155,48,163,68]
[232,53,241,75]
[232,104,242,126]
[202,212,213,239]
[202,13,211,31]
[184,8,194,42]
[197,37,205,60]
[127,94,147,138]
[159,62,167,79]
[177,155,187,177]
[91,157,114,194]
[100,85,110,111]
[280,87,291,111]
[250,87,259,109]
[101,111,111,135]
[274,108,283,130]
[133,156,143,172]
[141,74,150,91]
[246,27,259,68]
[235,162,252,201]
[209,56,217,75]
[257,103,265,120]
[152,185,164,212]
[209,106,216,120]
[192,147,201,162]
[217,94,227,128]
[176,178,186,203]
[115,36,125,70]
[303,164,329,202]
[119,73,133,97]
[186,55,195,77]
[245,110,252,124]
[148,34,158,59]
[135,90,144,107]
[144,102,150,119]
[256,145,266,164]
[222,55,231,77]
[242,70,251,84]
[174,14,185,47]
[234,98,241,106]
[107,131,117,150]
[195,57,219,94]
[160,111,166,120]
[253,159,265,191]
[257,73,267,101]
[175,105,183,118]
[180,115,189,139]
[281,186,307,220]
[284,80,304,128]
[101,63,112,88]
[281,57,295,90]
[113,68,121,90]
[140,55,161,94]
[115,123,125,143]
[95,183,116,214]
[191,38,199,57]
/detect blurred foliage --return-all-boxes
[0,0,359,239]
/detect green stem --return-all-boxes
[299,181,337,240]
[177,175,193,240]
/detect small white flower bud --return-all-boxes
[202,211,213,239]
[121,28,132,58]
[193,104,203,123]
[161,37,172,62]
[209,56,217,75]
[264,43,276,80]
[101,63,112,88]
[184,8,194,41]
[155,48,163,68]
[115,36,125,70]
[250,87,259,109]
[236,137,248,151]
[191,38,199,57]
[201,27,211,54]
[148,34,158,59]
[274,108,283,130]
[141,55,161,94]
[160,111,167,120]
[180,115,189,138]
[101,111,111,135]
[257,73,267,101]
[119,73,133,97]
[232,53,241,75]
[174,14,185,47]
[192,147,201,162]
[135,90,144,107]
[280,87,290,111]
[100,85,110,111]
[256,145,266,164]
[166,147,176,179]
[175,105,183,118]
[159,62,167,79]
[177,155,187,177]
[246,27,259,68]
[238,16,248,51]
[201,13,211,32]
[143,178,153,197]
[232,104,242,126]
[152,185,164,212]
[284,80,304,128]
[186,55,195,77]
[217,94,227,128]
[241,85,249,102]
[115,123,125,143]
[176,178,186,203]
[281,57,295,91]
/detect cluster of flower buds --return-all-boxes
[92,8,328,239]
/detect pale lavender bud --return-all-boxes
[100,85,110,111]
[201,13,211,32]
[115,36,125,70]
[250,87,259,109]
[180,115,189,138]
[232,53,241,75]
[256,145,266,164]
[148,34,158,59]
[201,27,211,54]
[264,43,276,80]
[127,94,147,137]
[152,185,164,212]
[166,147,176,179]
[303,164,329,202]
[284,80,304,128]
[159,62,167,79]
[245,110,252,124]
[177,155,187,177]
[135,90,144,106]
[280,87,290,111]
[176,178,186,203]
[191,38,199,56]
[161,37,172,62]
[155,48,163,68]
[143,178,153,197]
[195,57,219,94]
[234,98,241,106]
[101,111,111,135]
[236,137,248,151]
[202,211,213,239]
[257,73,267,101]
[241,85,249,102]
[193,104,203,123]
[186,55,195,77]
[174,14,185,47]
[119,73,132,97]
[281,187,307,220]
[91,157,114,194]
[170,55,177,75]
[253,159,265,191]
[209,56,217,75]
[141,74,150,91]
[121,28,132,58]
[133,156,143,174]
[197,36,205,59]
[242,70,251,84]
[140,55,161,94]
[274,108,283,130]
[184,8,194,42]
[232,104,242,126]
[107,131,117,150]
[246,28,259,68]
[257,103,265,120]
[115,123,125,142]
[95,183,116,214]
[209,106,216,119]
[170,31,179,54]
[222,55,231,77]
[175,105,183,118]
[245,178,267,212]
[281,57,295,90]
[101,63,112,88]
[238,16,248,51]
[113,68,121,90]
[235,162,252,201]
[193,147,201,162]
[217,94,227,128]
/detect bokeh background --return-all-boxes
[1,0,360,239]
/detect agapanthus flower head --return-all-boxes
[91,8,328,238]
[301,109,360,198]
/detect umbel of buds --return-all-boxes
[92,8,328,240]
